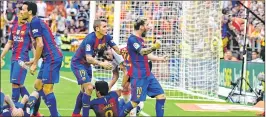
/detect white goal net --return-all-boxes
[91,1,223,101]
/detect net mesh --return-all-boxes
[92,1,222,100]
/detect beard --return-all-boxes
[141,30,147,37]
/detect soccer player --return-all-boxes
[89,81,122,117]
[21,2,63,116]
[70,18,120,117]
[1,8,31,103]
[102,46,168,116]
[1,90,42,117]
[119,18,166,117]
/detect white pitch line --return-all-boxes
[60,76,151,117]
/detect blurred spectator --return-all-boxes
[66,2,77,21]
[57,12,66,34]
[1,11,6,48]
[36,0,47,18]
[76,5,89,27]
[5,2,16,27]
[49,9,58,34]
[60,31,71,51]
[68,19,78,34]
[76,21,88,34]
[251,51,263,62]
[224,50,239,61]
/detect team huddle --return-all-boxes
[1,1,167,117]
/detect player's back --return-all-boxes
[90,91,120,117]
[10,23,31,61]
[30,17,62,61]
[127,34,151,78]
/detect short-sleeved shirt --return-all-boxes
[90,91,120,117]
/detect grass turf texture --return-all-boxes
[1,70,258,116]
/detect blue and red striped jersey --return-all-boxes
[71,32,116,64]
[127,34,151,78]
[9,23,31,61]
[30,17,62,61]
[90,91,120,117]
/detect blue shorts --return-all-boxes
[71,63,92,85]
[37,57,63,84]
[130,73,164,102]
[10,61,27,85]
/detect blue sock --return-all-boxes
[12,87,20,103]
[82,93,91,117]
[119,101,134,117]
[73,91,83,114]
[32,97,41,116]
[20,86,29,97]
[44,93,59,116]
[31,90,43,116]
[156,99,165,117]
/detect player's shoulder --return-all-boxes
[84,32,96,40]
[127,34,137,42]
[108,91,119,97]
[31,17,41,24]
[105,34,113,40]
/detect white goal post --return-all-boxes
[90,1,224,101]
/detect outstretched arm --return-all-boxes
[1,40,13,59]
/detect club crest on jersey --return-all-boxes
[32,29,38,34]
[133,43,140,49]
[86,44,91,51]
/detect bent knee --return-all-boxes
[82,83,93,95]
[155,94,166,99]
[12,83,20,88]
[43,84,54,95]
[34,79,43,91]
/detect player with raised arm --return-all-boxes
[21,2,63,116]
[102,45,168,116]
[70,18,120,117]
[119,18,166,117]
[0,8,32,104]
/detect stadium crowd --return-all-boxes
[222,1,265,62]
[0,1,265,62]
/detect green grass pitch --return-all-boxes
[1,70,258,116]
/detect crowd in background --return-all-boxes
[0,1,264,63]
[222,1,265,62]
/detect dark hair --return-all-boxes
[95,81,109,96]
[134,18,147,30]
[93,18,107,31]
[23,1,37,16]
[252,51,259,55]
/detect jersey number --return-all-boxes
[105,110,113,117]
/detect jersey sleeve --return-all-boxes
[127,37,142,53]
[106,35,116,47]
[109,91,119,98]
[85,38,94,56]
[30,19,42,39]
